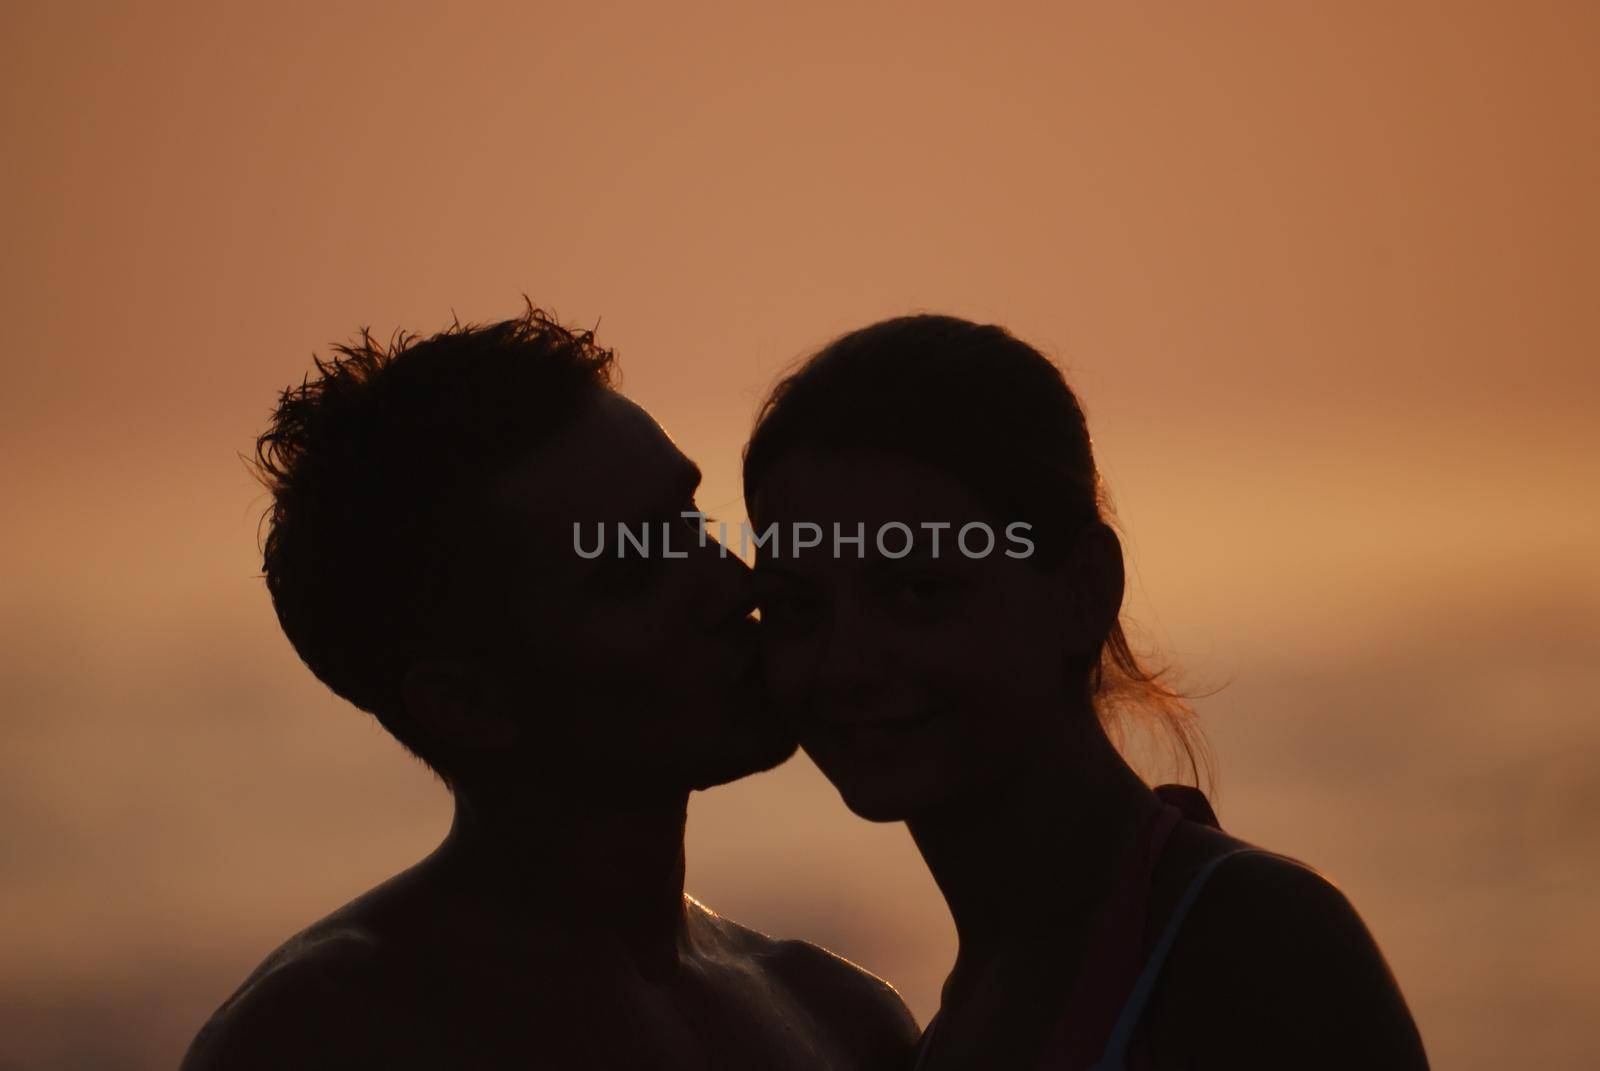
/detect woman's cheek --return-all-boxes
[759,640,815,721]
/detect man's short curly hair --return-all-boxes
[251,304,617,777]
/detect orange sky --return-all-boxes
[3,3,1597,1068]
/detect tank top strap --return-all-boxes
[1036,800,1185,1066]
[915,788,1241,1071]
[1153,783,1221,830]
[1089,847,1293,1071]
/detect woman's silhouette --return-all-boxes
[744,315,1428,1069]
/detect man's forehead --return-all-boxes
[496,391,698,525]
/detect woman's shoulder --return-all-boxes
[1145,797,1381,964]
[1143,827,1429,1067]
[1176,846,1370,963]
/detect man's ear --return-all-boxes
[401,661,518,750]
[1058,520,1126,653]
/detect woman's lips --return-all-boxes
[816,711,938,751]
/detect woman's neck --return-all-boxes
[907,716,1158,967]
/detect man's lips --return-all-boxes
[807,713,939,758]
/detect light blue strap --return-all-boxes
[1089,848,1282,1070]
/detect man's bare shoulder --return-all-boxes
[689,898,921,1066]
[763,935,921,1050]
[181,914,397,1071]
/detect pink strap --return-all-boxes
[911,786,1221,1071]
[1037,802,1184,1066]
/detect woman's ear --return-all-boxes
[401,660,518,750]
[1060,521,1125,652]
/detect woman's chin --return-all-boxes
[827,771,943,824]
[801,727,955,822]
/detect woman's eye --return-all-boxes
[757,591,815,629]
[896,575,943,600]
[759,594,796,621]
[884,573,962,615]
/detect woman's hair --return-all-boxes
[743,314,1211,787]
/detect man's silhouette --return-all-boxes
[183,308,918,1069]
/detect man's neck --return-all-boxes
[433,782,694,978]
